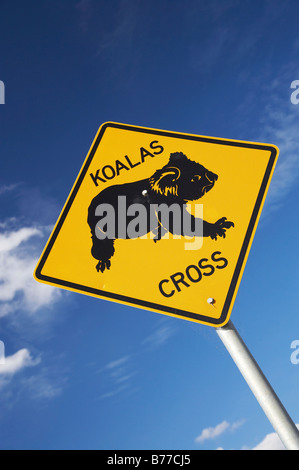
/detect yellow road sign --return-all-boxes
[34,122,278,327]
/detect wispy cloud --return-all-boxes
[98,321,176,400]
[142,322,176,350]
[0,184,20,196]
[76,0,138,51]
[76,0,93,32]
[105,355,135,385]
[106,356,130,371]
[254,77,299,220]
[189,0,290,76]
[21,369,65,400]
[98,355,136,400]
[195,419,245,444]
[234,62,299,220]
[98,5,133,52]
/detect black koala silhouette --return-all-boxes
[87,152,234,273]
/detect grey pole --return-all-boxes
[216,320,299,450]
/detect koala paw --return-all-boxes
[96,259,111,273]
[210,217,234,240]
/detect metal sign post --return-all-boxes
[216,320,299,450]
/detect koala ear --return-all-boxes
[168,152,188,166]
[149,167,181,197]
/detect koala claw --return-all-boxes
[96,259,111,273]
[211,217,234,240]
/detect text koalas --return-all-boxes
[89,140,164,186]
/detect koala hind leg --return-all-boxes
[91,236,115,272]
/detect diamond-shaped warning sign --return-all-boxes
[34,122,278,327]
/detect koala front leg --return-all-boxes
[203,217,234,240]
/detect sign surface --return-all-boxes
[34,122,278,327]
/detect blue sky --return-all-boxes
[0,0,299,450]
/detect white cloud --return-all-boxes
[252,432,285,450]
[0,348,40,394]
[0,350,65,401]
[195,421,230,444]
[0,224,61,316]
[0,226,42,253]
[198,421,299,450]
[252,424,299,450]
[195,420,245,444]
[0,348,40,376]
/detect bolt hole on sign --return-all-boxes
[34,123,278,327]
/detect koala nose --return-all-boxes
[206,171,218,183]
